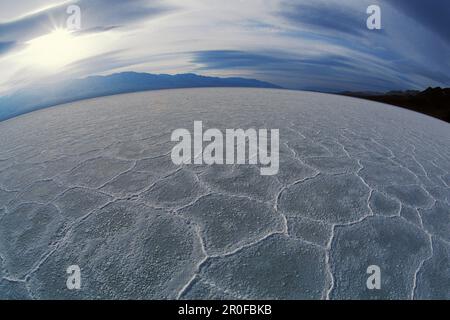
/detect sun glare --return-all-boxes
[23,29,87,69]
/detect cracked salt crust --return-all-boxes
[0,88,449,299]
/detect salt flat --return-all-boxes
[0,88,449,299]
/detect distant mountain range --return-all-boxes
[0,72,281,122]
[1,73,448,124]
[341,87,450,123]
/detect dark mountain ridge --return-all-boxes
[341,87,450,123]
[0,72,281,122]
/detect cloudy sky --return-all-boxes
[0,0,449,94]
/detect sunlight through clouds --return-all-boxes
[0,0,449,93]
[21,29,87,69]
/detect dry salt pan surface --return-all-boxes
[0,88,449,299]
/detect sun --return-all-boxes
[23,28,88,69]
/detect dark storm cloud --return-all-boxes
[396,61,450,85]
[192,50,295,70]
[384,0,450,44]
[0,0,175,42]
[279,1,369,37]
[191,50,409,92]
[271,0,450,90]
[192,50,354,71]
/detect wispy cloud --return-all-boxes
[0,41,17,56]
[0,0,449,94]
[0,0,174,42]
[279,1,369,37]
[385,0,450,45]
[191,49,419,92]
